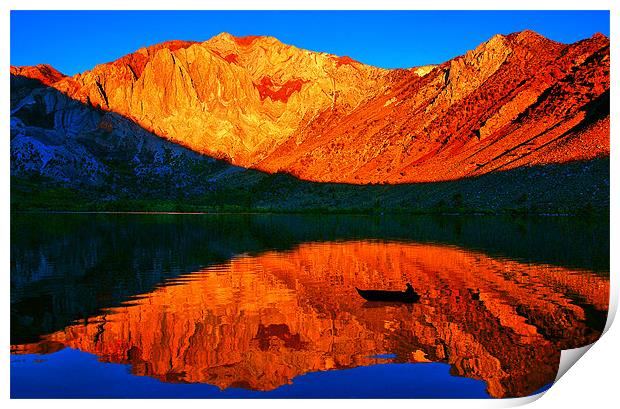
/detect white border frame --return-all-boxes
[2,2,617,408]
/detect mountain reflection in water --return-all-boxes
[12,237,608,398]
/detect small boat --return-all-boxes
[356,283,420,303]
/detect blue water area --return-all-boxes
[367,354,398,359]
[11,348,490,399]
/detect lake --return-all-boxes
[10,213,609,398]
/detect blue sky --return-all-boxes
[11,10,610,75]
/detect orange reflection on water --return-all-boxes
[11,241,609,398]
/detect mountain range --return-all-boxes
[10,30,610,213]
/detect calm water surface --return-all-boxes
[10,214,609,398]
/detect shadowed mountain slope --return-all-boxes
[10,75,247,196]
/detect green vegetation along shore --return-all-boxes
[11,157,609,217]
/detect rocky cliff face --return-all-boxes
[12,241,608,398]
[10,73,241,194]
[46,33,387,166]
[13,30,607,185]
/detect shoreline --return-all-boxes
[9,209,604,217]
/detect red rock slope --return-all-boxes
[11,30,609,184]
[10,64,67,86]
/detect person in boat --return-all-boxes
[405,283,415,294]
